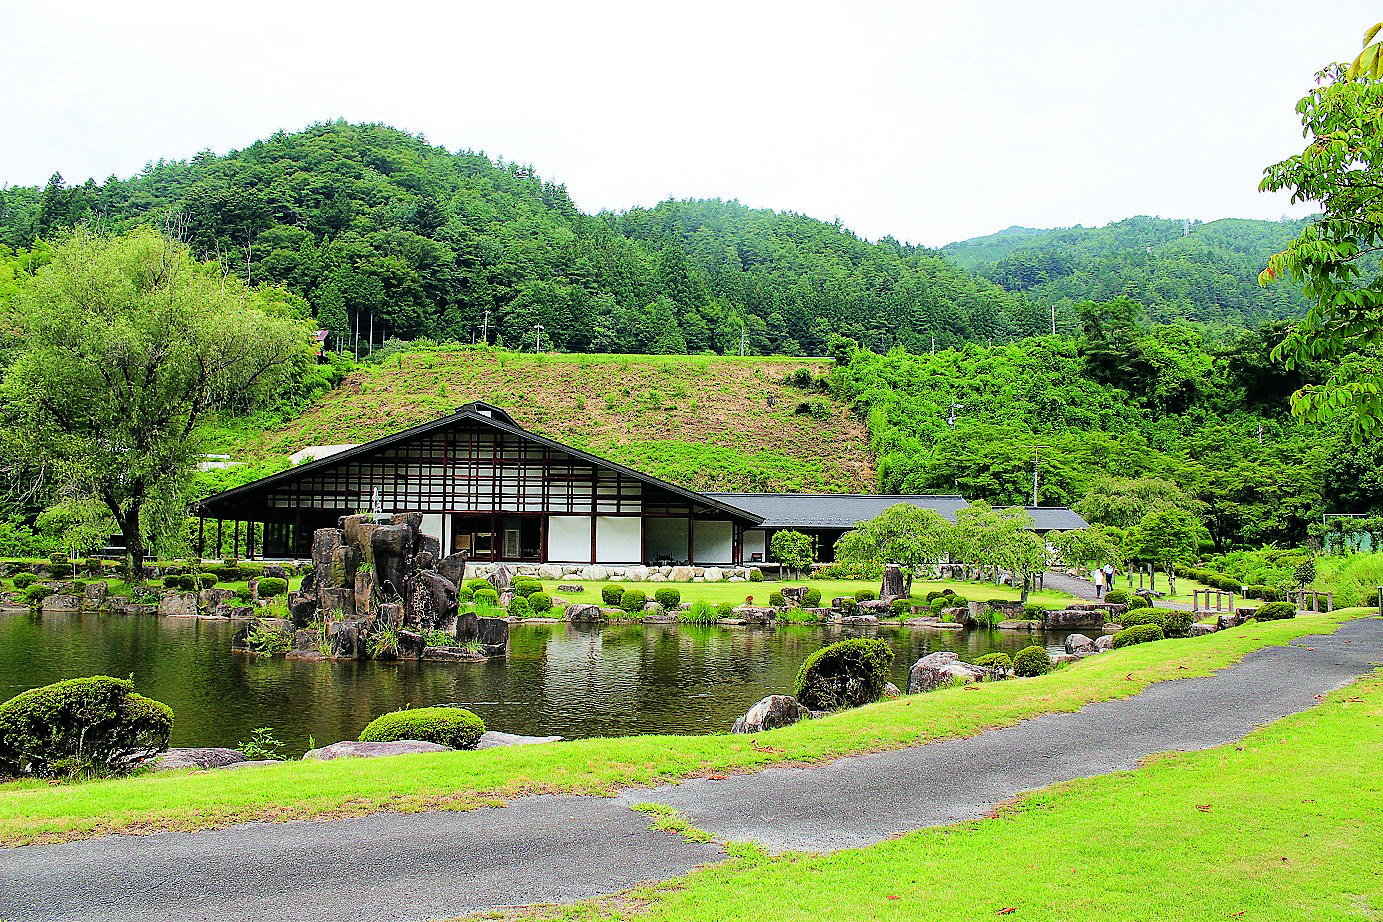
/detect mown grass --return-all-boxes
[506,669,1383,922]
[0,610,1362,848]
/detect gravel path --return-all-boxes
[3,616,1379,922]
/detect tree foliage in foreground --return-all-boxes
[0,227,309,570]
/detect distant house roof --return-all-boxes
[704,494,969,529]
[996,506,1090,532]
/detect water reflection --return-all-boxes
[0,611,1079,757]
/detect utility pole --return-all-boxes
[1050,303,1056,336]
[1032,445,1050,507]
[947,402,963,428]
[534,323,544,353]
[1257,423,1264,445]
[740,324,746,357]
[352,312,359,362]
[369,313,374,355]
[930,335,935,355]
[481,308,491,345]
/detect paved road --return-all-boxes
[3,617,1379,922]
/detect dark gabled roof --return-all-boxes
[997,506,1090,531]
[195,407,764,524]
[703,493,969,528]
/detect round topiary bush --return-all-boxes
[924,590,944,602]
[11,573,35,590]
[256,577,288,598]
[1162,610,1194,638]
[973,652,1013,671]
[653,587,682,609]
[528,591,553,613]
[512,577,542,598]
[1126,594,1151,610]
[804,587,822,606]
[1253,601,1297,621]
[198,573,219,590]
[793,638,895,711]
[769,590,786,607]
[715,601,736,619]
[1113,623,1165,648]
[473,588,499,607]
[22,585,52,606]
[889,598,912,617]
[458,586,474,602]
[358,706,485,750]
[1103,588,1131,606]
[508,595,531,618]
[464,578,493,594]
[748,568,763,582]
[620,588,647,613]
[601,584,624,606]
[0,676,173,778]
[854,588,877,602]
[1012,645,1053,677]
[1120,609,1165,627]
[839,597,859,614]
[162,574,182,589]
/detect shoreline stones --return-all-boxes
[907,651,992,694]
[732,695,812,733]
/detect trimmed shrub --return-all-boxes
[457,586,474,602]
[853,588,878,602]
[748,568,763,582]
[601,584,624,606]
[974,652,1013,672]
[1113,623,1165,647]
[1253,601,1297,621]
[715,601,736,619]
[1120,609,1165,628]
[0,676,173,778]
[1023,603,1047,621]
[889,598,912,617]
[512,577,542,598]
[653,588,682,609]
[162,574,183,589]
[839,597,859,614]
[528,591,553,613]
[473,588,499,607]
[1012,645,1053,677]
[508,595,531,618]
[1103,588,1131,606]
[619,588,647,613]
[804,587,822,607]
[769,590,786,607]
[11,573,35,590]
[464,578,493,594]
[924,590,945,602]
[1162,610,1194,638]
[358,706,485,750]
[197,573,219,590]
[1126,594,1151,610]
[793,638,895,710]
[22,585,52,606]
[256,577,289,598]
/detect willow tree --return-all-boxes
[0,227,309,573]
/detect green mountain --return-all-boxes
[942,215,1314,327]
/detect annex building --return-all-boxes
[194,402,1086,565]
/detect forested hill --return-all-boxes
[941,216,1314,327]
[0,121,1042,356]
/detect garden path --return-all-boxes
[3,616,1380,922]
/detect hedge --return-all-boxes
[358,706,485,750]
[973,652,1013,671]
[0,676,173,778]
[1253,601,1297,621]
[793,638,894,710]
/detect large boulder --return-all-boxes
[1043,608,1108,630]
[437,553,468,589]
[669,565,694,582]
[82,581,108,610]
[158,591,200,618]
[1094,634,1115,652]
[581,565,611,581]
[286,590,318,628]
[624,565,649,582]
[311,528,345,587]
[565,603,606,623]
[327,618,367,659]
[370,524,414,599]
[907,651,989,694]
[405,570,458,633]
[732,695,812,733]
[536,564,563,581]
[148,747,248,771]
[703,567,724,582]
[489,563,515,592]
[416,533,442,563]
[475,731,563,749]
[201,588,239,617]
[779,586,809,606]
[1064,633,1096,655]
[476,616,509,654]
[302,740,452,761]
[735,605,777,624]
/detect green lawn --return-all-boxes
[536,578,1077,612]
[0,610,1362,847]
[513,668,1383,922]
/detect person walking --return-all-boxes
[1092,565,1105,599]
[1103,562,1115,589]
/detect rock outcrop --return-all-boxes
[732,695,813,733]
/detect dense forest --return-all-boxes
[0,122,1313,356]
[941,216,1314,327]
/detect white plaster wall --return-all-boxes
[742,528,767,563]
[420,514,443,548]
[693,520,734,564]
[548,515,593,563]
[646,517,690,562]
[596,516,642,563]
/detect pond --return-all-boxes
[0,610,1085,757]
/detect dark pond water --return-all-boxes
[0,610,1081,757]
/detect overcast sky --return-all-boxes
[4,1,1377,246]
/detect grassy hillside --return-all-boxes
[226,350,874,493]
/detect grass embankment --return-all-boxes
[0,610,1363,848]
[511,669,1383,922]
[224,351,873,493]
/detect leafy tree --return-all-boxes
[0,227,308,573]
[1126,507,1199,593]
[770,529,815,580]
[1260,25,1383,438]
[833,503,952,579]
[1076,476,1202,530]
